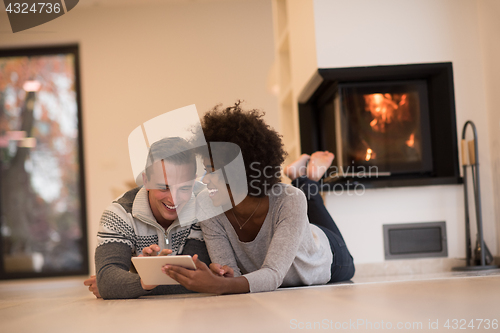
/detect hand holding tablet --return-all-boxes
[132,255,196,285]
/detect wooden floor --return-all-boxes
[1,270,499,333]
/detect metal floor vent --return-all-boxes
[383,221,447,260]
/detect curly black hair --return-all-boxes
[201,101,287,197]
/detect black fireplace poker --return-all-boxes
[453,121,498,271]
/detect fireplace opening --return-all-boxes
[323,80,433,176]
[299,63,461,190]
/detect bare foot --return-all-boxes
[284,154,310,180]
[307,151,334,181]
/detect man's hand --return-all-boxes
[209,263,234,278]
[139,244,172,257]
[83,275,101,298]
[140,279,157,291]
[162,254,224,294]
[138,244,171,290]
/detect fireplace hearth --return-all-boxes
[298,63,461,190]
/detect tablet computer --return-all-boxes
[131,255,196,285]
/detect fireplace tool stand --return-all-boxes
[453,121,498,271]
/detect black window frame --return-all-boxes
[0,44,88,279]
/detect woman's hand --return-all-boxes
[139,244,172,256]
[209,263,234,278]
[162,254,225,294]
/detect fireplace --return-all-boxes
[299,63,461,189]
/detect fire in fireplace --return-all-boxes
[298,63,461,189]
[336,80,433,175]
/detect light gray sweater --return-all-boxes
[200,183,333,293]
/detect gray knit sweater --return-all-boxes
[200,183,333,293]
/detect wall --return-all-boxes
[271,0,317,166]
[286,0,317,98]
[0,0,278,274]
[477,0,500,256]
[313,0,497,264]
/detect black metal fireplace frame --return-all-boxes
[298,62,461,190]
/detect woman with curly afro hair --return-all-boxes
[162,102,354,294]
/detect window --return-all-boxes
[0,45,88,279]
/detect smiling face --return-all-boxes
[142,160,196,228]
[202,157,232,209]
